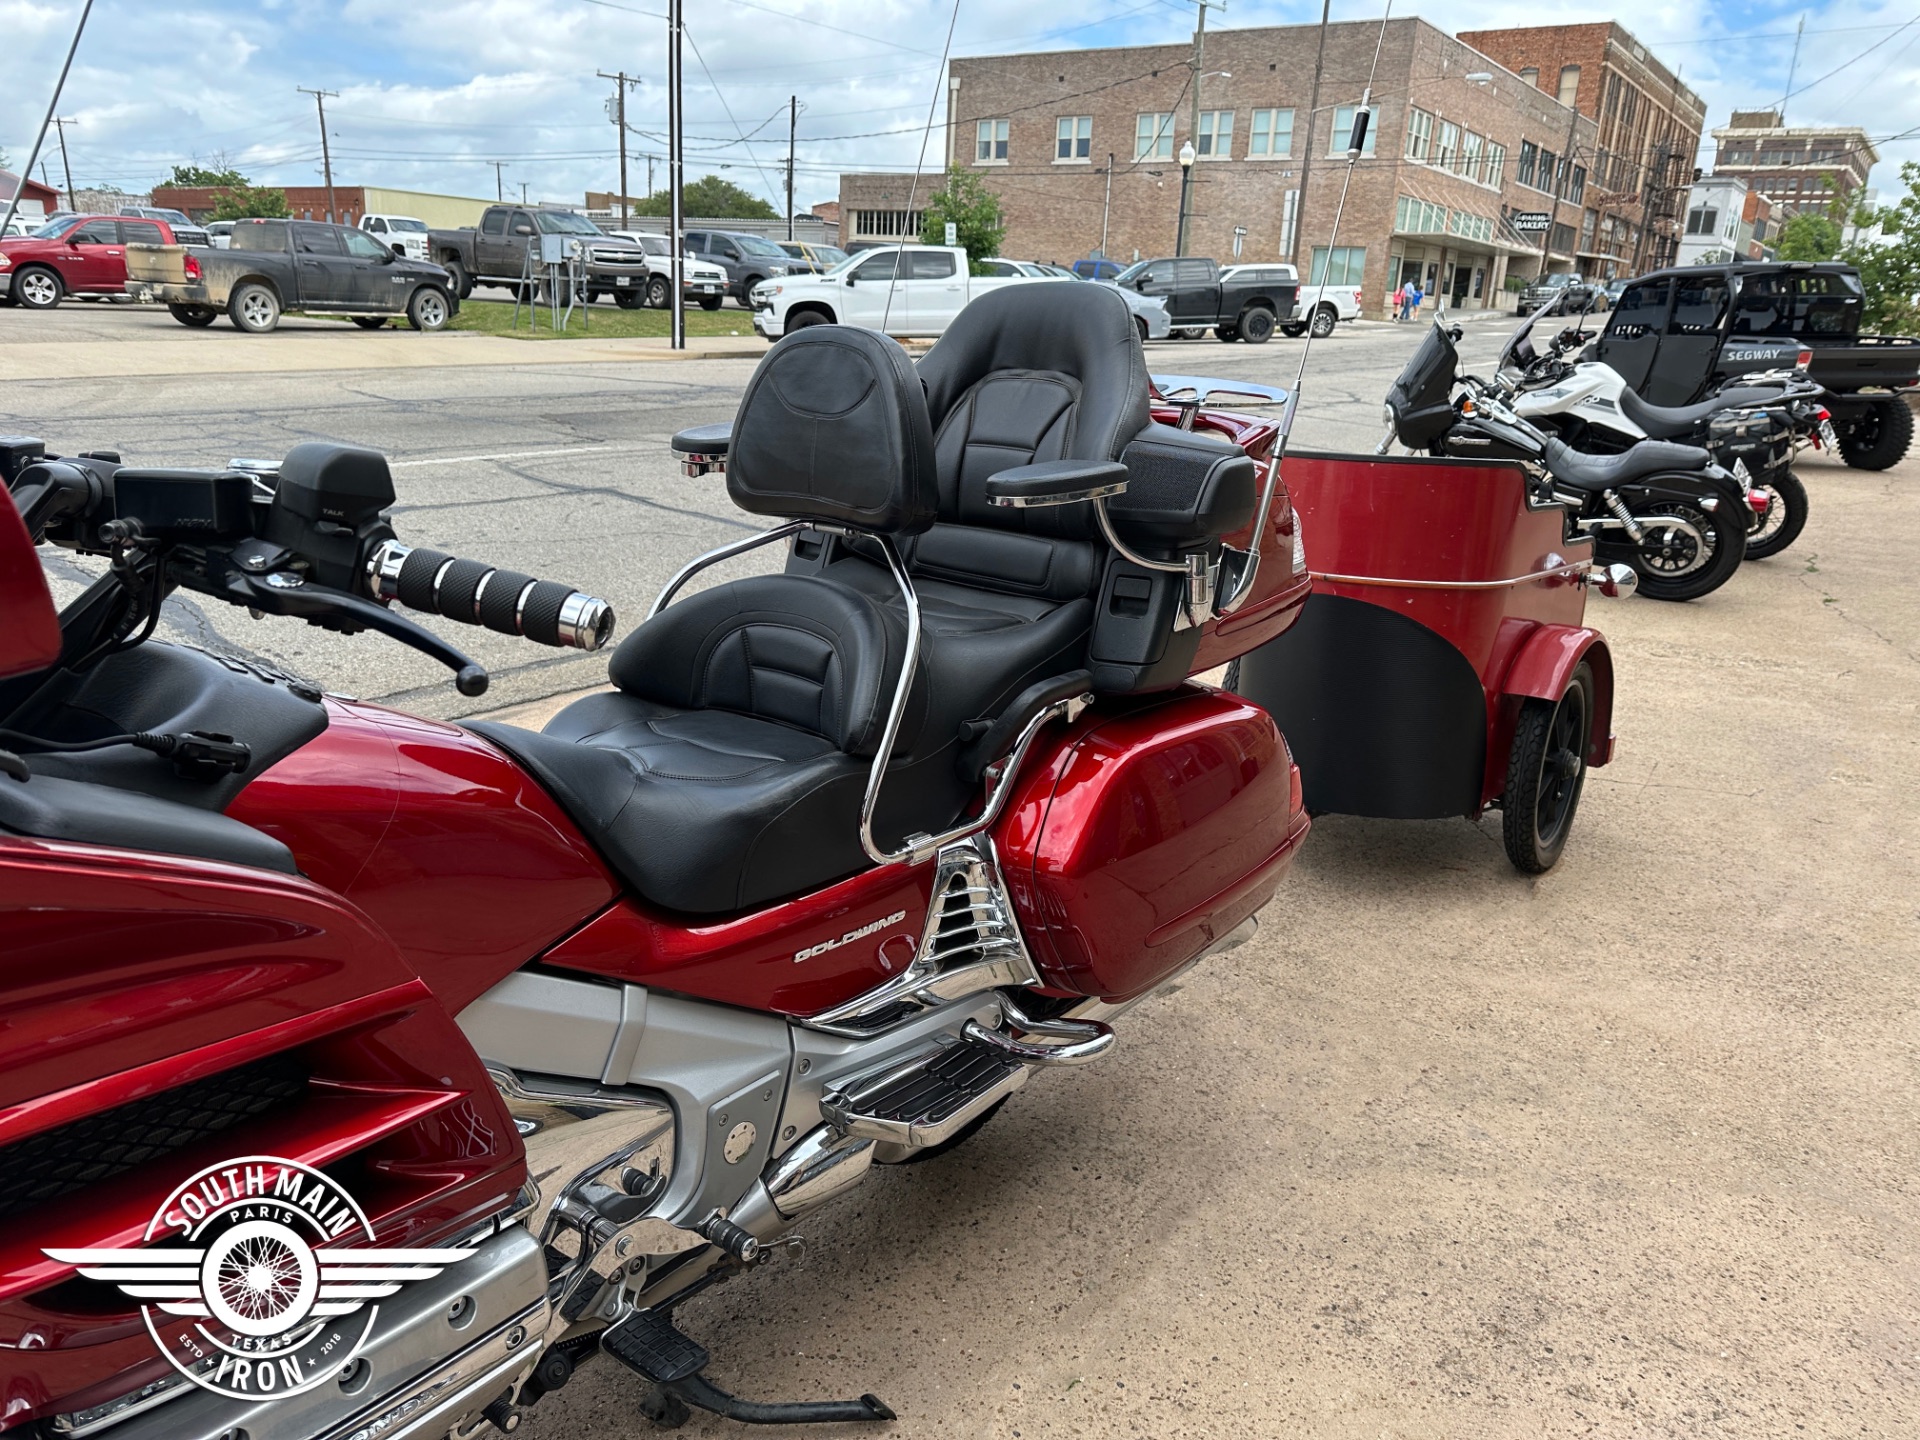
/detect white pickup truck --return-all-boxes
[749,244,1039,339]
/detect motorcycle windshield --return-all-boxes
[1385,318,1461,449]
[1496,307,1557,375]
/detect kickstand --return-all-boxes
[606,1308,894,1428]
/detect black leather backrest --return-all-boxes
[608,574,909,755]
[728,326,937,535]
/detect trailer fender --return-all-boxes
[1502,624,1615,768]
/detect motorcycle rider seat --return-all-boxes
[1616,385,1783,441]
[1542,436,1717,492]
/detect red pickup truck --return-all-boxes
[0,213,184,310]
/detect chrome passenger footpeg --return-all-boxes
[604,1308,895,1428]
[821,1036,1030,1150]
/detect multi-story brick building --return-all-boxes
[1708,109,1877,218]
[859,18,1601,316]
[1458,22,1706,275]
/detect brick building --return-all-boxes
[896,17,1599,316]
[1458,23,1706,274]
[1708,109,1877,218]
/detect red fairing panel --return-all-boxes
[0,483,61,681]
[228,700,618,1013]
[996,688,1308,1002]
[542,862,934,1017]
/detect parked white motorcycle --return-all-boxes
[1498,309,1812,561]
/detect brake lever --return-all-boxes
[212,565,491,696]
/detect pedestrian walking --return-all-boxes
[1391,283,1405,321]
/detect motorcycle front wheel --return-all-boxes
[1598,484,1748,601]
[1743,466,1808,561]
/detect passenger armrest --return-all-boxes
[983,459,1128,508]
[956,669,1093,785]
[671,423,731,476]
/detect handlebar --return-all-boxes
[367,541,615,651]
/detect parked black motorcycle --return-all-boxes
[1383,318,1750,601]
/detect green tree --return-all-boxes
[918,167,1005,272]
[633,175,776,219]
[210,183,292,221]
[1774,212,1841,261]
[1841,161,1920,335]
[168,164,249,188]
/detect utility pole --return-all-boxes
[786,95,798,240]
[520,182,530,203]
[1,0,94,239]
[1176,1,1216,258]
[668,0,685,350]
[1538,99,1585,278]
[599,71,638,225]
[1290,0,1331,269]
[298,87,339,222]
[489,161,506,202]
[1101,152,1114,257]
[51,117,77,210]
[1781,14,1805,118]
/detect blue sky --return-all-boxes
[2,0,1913,214]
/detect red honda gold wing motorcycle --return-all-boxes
[0,285,1311,1437]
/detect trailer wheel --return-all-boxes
[167,303,218,327]
[1502,661,1593,874]
[1837,397,1913,471]
[1238,305,1276,344]
[1742,466,1808,561]
[228,282,281,334]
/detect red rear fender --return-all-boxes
[1501,625,1615,768]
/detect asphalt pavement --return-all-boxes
[6,312,1915,1437]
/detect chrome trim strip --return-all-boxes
[1309,561,1585,592]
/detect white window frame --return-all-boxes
[1196,109,1234,159]
[1484,142,1506,188]
[1248,108,1294,158]
[1055,115,1092,163]
[1135,112,1174,160]
[1461,131,1483,183]
[976,118,1009,165]
[1404,107,1432,162]
[1329,105,1377,157]
[1434,120,1460,172]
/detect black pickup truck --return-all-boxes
[126,218,457,333]
[426,206,651,302]
[1112,256,1299,342]
[1593,261,1918,469]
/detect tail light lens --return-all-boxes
[1816,407,1830,421]
[183,253,201,281]
[1795,347,1813,370]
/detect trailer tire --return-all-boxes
[13,266,63,310]
[1501,661,1593,874]
[168,304,218,327]
[1837,397,1913,471]
[228,281,281,334]
[442,259,471,300]
[1238,305,1275,344]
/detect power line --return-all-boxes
[681,26,784,208]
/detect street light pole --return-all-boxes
[1175,141,1196,255]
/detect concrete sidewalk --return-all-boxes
[0,327,771,382]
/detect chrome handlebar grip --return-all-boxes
[365,539,616,652]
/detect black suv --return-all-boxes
[682,230,795,303]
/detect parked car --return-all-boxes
[119,204,210,248]
[1113,255,1299,343]
[778,239,850,273]
[1516,270,1597,317]
[1223,264,1364,338]
[1601,277,1630,308]
[979,258,1170,340]
[360,212,431,261]
[427,205,650,302]
[206,220,235,249]
[126,216,456,333]
[748,243,1040,339]
[0,213,184,309]
[603,230,730,309]
[1072,257,1125,280]
[683,229,795,302]
[1591,259,1920,470]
